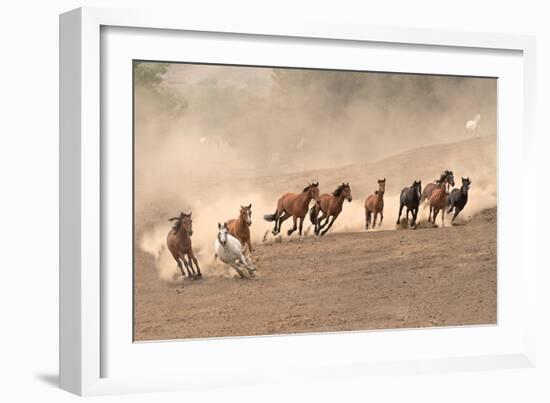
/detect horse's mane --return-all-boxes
[302,182,318,192]
[435,170,453,184]
[332,183,348,196]
[171,219,182,233]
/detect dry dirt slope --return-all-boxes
[134,208,496,341]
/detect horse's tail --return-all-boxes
[263,210,278,222]
[309,205,318,225]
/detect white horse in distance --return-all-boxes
[214,223,256,278]
[465,114,481,136]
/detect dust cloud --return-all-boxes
[134,62,497,281]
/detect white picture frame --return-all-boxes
[59,6,537,396]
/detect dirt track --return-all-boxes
[134,208,496,341]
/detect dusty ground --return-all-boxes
[134,207,496,341]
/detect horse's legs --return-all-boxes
[396,203,404,225]
[176,259,186,277]
[412,208,418,227]
[320,215,338,236]
[179,257,193,277]
[441,208,445,227]
[298,216,304,236]
[379,211,384,227]
[229,262,245,278]
[246,238,253,254]
[432,208,440,225]
[372,212,378,228]
[447,202,454,214]
[185,255,198,278]
[273,211,288,235]
[428,206,433,223]
[315,212,327,234]
[318,214,330,231]
[287,216,298,236]
[239,253,255,276]
[406,208,410,221]
[452,207,462,221]
[365,209,370,230]
[189,252,202,278]
[272,210,283,235]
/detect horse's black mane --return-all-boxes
[435,170,453,184]
[332,183,348,196]
[171,219,182,233]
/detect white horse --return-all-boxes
[214,222,256,278]
[465,114,481,136]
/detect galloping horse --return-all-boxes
[226,204,253,253]
[428,180,449,226]
[364,178,386,230]
[264,181,321,237]
[421,170,455,204]
[309,182,352,236]
[447,177,471,222]
[396,180,422,228]
[214,222,256,278]
[166,212,202,280]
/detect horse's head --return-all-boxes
[343,182,352,202]
[169,211,193,236]
[412,180,422,200]
[181,212,193,236]
[240,204,252,226]
[445,170,455,187]
[378,178,386,194]
[217,222,228,247]
[461,177,471,192]
[333,182,352,202]
[306,181,321,207]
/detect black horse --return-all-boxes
[447,177,471,222]
[397,180,422,228]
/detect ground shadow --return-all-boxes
[35,373,59,388]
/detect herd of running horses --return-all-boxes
[165,170,471,280]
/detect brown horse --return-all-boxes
[309,182,352,236]
[264,182,321,237]
[364,178,386,230]
[421,170,455,204]
[166,212,202,280]
[226,204,253,253]
[428,182,448,227]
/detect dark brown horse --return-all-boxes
[364,178,386,230]
[309,182,352,236]
[421,170,455,204]
[166,212,202,280]
[264,182,321,237]
[226,204,253,253]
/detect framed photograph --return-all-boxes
[60,7,537,396]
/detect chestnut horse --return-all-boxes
[421,170,455,204]
[264,182,321,237]
[428,180,448,226]
[364,178,386,230]
[309,182,352,236]
[226,204,253,253]
[166,212,202,280]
